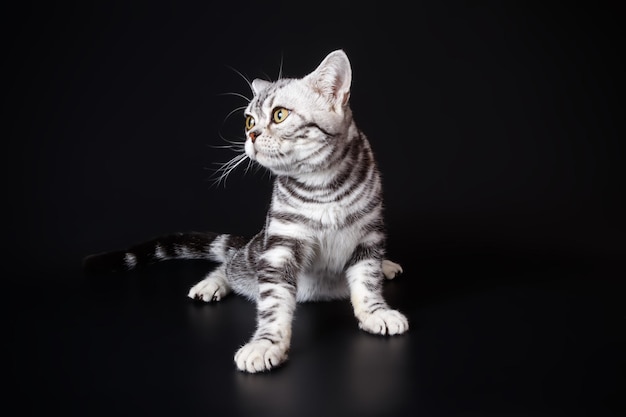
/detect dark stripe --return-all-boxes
[367,302,386,315]
[277,135,370,204]
[283,138,361,194]
[259,289,276,300]
[270,210,321,229]
[342,197,383,228]
[300,122,338,138]
[314,129,364,177]
[365,280,382,293]
[255,334,280,345]
[266,234,308,268]
[259,309,277,319]
[83,231,228,273]
[274,179,383,229]
[346,242,385,270]
[226,234,247,250]
[257,262,298,288]
[275,180,323,204]
[330,158,375,202]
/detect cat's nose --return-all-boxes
[249,130,260,143]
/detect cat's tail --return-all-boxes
[82,231,247,274]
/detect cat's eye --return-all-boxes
[245,115,255,131]
[272,107,290,124]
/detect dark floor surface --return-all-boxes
[8,243,623,417]
[5,2,624,416]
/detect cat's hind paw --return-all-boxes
[358,308,409,336]
[234,340,289,373]
[382,259,403,280]
[187,269,231,302]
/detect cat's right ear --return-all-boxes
[251,79,271,95]
[305,49,352,113]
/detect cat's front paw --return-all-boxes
[358,309,409,336]
[382,259,403,280]
[234,340,288,373]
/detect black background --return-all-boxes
[5,2,624,416]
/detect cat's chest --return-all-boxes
[315,203,346,228]
[312,225,361,272]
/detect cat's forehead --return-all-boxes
[247,78,310,114]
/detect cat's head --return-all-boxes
[243,49,353,177]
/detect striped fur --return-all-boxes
[83,232,247,273]
[84,50,408,373]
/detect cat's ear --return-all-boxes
[251,79,271,95]
[305,49,352,112]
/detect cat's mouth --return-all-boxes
[246,142,275,166]
[246,146,276,169]
[245,140,297,175]
[252,152,278,169]
[250,152,295,175]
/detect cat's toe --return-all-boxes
[358,309,409,335]
[234,340,288,373]
[382,260,403,280]
[188,280,226,302]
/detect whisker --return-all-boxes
[213,153,247,171]
[244,158,254,175]
[218,92,251,102]
[224,65,253,93]
[277,52,284,80]
[216,132,246,147]
[260,71,272,82]
[222,105,247,124]
[209,153,251,187]
[209,144,245,151]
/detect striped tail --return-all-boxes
[82,231,247,273]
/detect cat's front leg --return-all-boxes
[234,243,303,373]
[346,247,409,336]
[234,274,296,373]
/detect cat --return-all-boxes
[83,49,409,373]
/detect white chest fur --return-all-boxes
[293,224,361,302]
[313,226,360,273]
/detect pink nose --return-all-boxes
[249,131,258,143]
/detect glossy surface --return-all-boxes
[9,247,622,416]
[6,2,623,416]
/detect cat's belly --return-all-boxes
[295,230,359,302]
[296,269,349,302]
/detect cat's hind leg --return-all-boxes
[382,259,403,280]
[188,265,232,302]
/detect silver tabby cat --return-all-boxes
[84,49,409,373]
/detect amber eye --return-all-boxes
[272,107,290,124]
[245,115,255,131]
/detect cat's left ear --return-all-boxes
[305,49,352,113]
[251,79,271,95]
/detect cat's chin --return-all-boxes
[248,152,287,174]
[245,148,284,173]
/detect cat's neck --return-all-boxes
[285,168,341,188]
[279,121,366,188]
